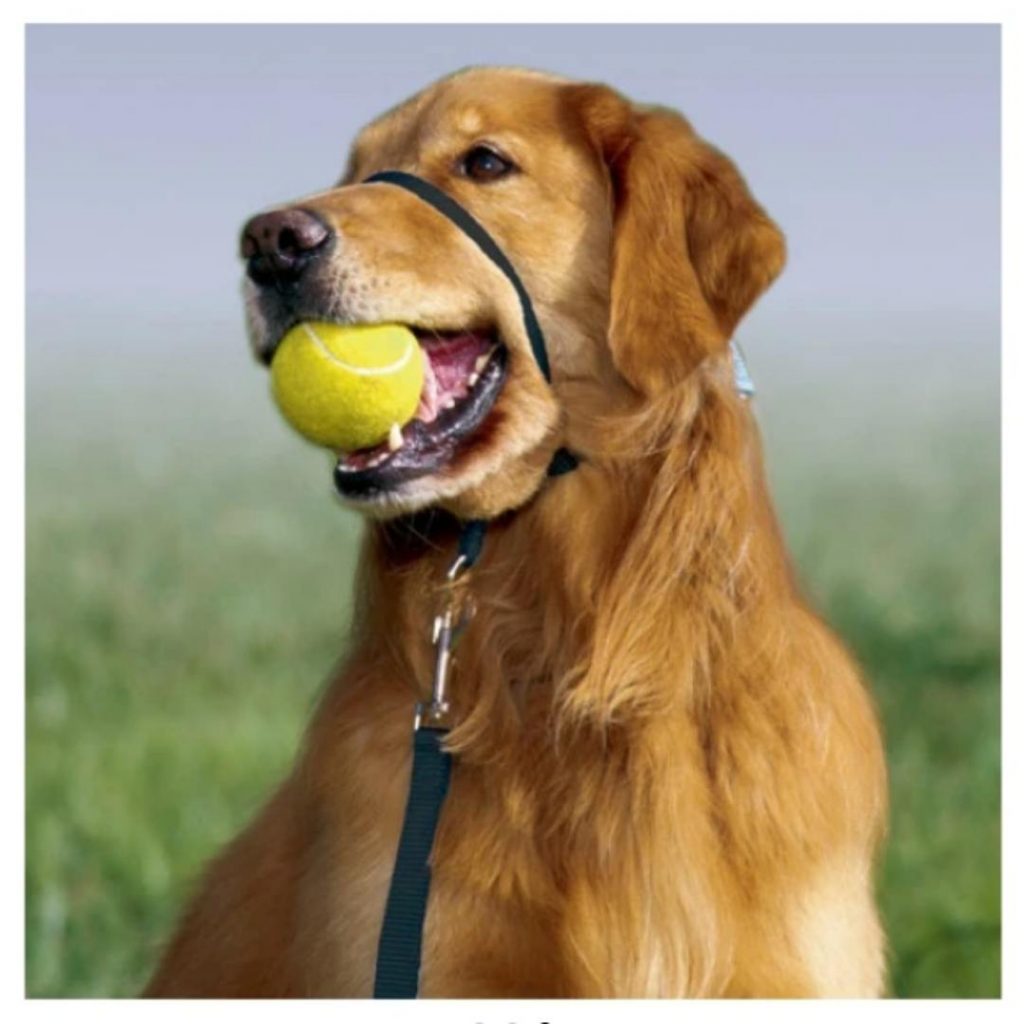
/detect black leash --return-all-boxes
[365,170,576,998]
[372,523,485,998]
[371,727,452,997]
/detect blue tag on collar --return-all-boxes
[730,340,755,399]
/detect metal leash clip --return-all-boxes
[414,550,475,732]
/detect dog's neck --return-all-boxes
[359,369,791,746]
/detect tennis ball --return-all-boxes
[270,322,424,451]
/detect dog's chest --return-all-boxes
[298,679,693,995]
[292,689,579,995]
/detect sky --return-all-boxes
[26,23,999,463]
[27,24,999,320]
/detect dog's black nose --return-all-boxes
[241,208,331,287]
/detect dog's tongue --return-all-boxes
[415,332,492,423]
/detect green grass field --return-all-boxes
[25,317,1000,997]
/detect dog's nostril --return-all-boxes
[277,227,299,256]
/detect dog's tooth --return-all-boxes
[473,353,490,373]
[443,397,456,410]
[467,372,479,388]
[388,423,403,451]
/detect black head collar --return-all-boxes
[364,170,578,483]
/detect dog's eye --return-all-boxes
[460,145,516,183]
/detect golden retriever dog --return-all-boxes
[145,66,887,998]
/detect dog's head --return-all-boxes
[242,67,784,519]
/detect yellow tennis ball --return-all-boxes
[270,322,424,451]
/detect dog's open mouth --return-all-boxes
[333,328,508,497]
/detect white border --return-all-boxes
[6,2,1016,1019]
[2,1,1017,23]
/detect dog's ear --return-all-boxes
[567,84,786,394]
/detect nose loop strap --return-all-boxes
[365,170,553,383]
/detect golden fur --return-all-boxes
[146,67,888,998]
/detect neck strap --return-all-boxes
[366,170,554,381]
[366,170,578,478]
[367,169,579,479]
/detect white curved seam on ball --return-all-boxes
[300,323,417,376]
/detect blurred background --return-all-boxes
[26,24,1000,997]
